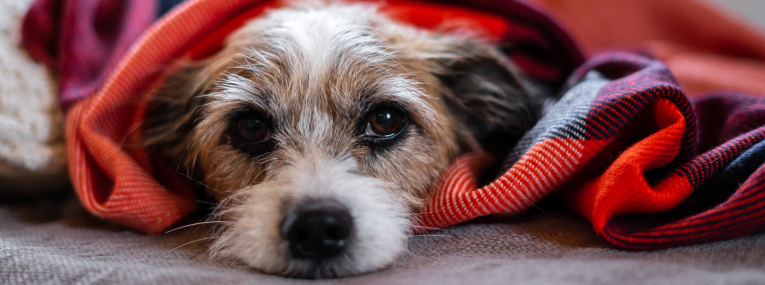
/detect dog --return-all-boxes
[143,0,548,278]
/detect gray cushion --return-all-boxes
[3,199,765,285]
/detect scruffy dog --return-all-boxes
[144,1,546,278]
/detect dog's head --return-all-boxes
[145,1,541,278]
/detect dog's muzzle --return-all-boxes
[282,199,353,260]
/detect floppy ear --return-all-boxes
[143,63,217,169]
[428,37,545,155]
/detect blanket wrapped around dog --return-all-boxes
[21,0,765,251]
[420,54,765,249]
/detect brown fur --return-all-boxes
[142,1,544,277]
[146,2,538,204]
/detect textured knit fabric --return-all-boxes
[0,0,68,197]
[418,53,765,250]
[526,0,765,96]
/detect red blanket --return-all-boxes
[528,0,765,96]
[21,0,765,250]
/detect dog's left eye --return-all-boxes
[365,107,406,137]
[236,115,271,144]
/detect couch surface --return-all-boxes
[3,200,765,285]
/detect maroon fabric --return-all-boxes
[438,0,583,87]
[22,0,158,112]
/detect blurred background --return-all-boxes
[709,0,765,29]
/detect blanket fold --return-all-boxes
[417,53,765,249]
[22,0,158,111]
[20,0,765,250]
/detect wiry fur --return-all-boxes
[144,1,545,278]
[210,154,408,278]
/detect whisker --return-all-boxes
[156,237,217,260]
[165,221,228,234]
[516,191,548,214]
[410,224,440,230]
[178,172,225,195]
[116,123,143,149]
[407,234,451,238]
[197,200,218,207]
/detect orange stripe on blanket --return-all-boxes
[416,137,610,231]
[565,98,689,233]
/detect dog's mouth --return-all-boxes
[207,156,411,279]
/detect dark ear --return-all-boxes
[143,64,211,169]
[432,38,544,155]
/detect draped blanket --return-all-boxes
[21,0,765,250]
[418,53,765,249]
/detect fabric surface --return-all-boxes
[22,0,582,234]
[3,202,765,285]
[418,53,765,250]
[526,0,765,96]
[0,0,68,197]
[415,0,765,249]
[21,0,158,111]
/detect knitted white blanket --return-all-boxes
[0,0,68,196]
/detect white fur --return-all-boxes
[185,2,453,278]
[210,152,409,278]
[147,0,536,278]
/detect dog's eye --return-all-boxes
[365,107,406,137]
[236,115,271,143]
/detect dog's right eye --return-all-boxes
[365,107,406,137]
[236,115,271,144]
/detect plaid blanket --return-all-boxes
[417,53,765,249]
[20,0,765,250]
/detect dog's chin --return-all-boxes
[209,156,411,278]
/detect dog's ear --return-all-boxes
[425,36,544,154]
[143,63,214,169]
[143,47,247,169]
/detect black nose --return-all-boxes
[282,199,353,260]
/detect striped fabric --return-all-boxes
[20,0,765,249]
[417,53,765,249]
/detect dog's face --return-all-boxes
[145,2,540,278]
